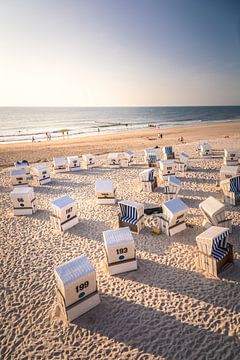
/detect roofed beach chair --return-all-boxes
[10,169,29,187]
[107,153,121,168]
[220,175,240,206]
[103,227,137,275]
[139,168,157,192]
[95,179,116,204]
[10,187,37,215]
[158,159,175,182]
[219,165,240,182]
[163,175,181,201]
[162,146,175,160]
[31,165,51,185]
[196,140,208,151]
[223,149,239,166]
[54,255,100,322]
[123,151,136,166]
[118,200,145,233]
[199,196,232,232]
[82,154,95,169]
[51,195,79,231]
[67,156,80,171]
[14,160,30,176]
[53,157,67,173]
[196,226,233,277]
[199,143,212,157]
[159,198,189,236]
[175,152,190,172]
[144,149,158,167]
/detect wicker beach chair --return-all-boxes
[118,200,145,233]
[199,196,232,232]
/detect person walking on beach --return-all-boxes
[32,136,35,143]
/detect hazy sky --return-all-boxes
[0,0,240,106]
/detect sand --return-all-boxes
[1,122,240,359]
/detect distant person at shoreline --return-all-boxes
[98,127,100,133]
[46,132,51,141]
[32,136,35,143]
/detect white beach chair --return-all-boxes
[196,226,233,277]
[123,151,136,166]
[162,146,175,160]
[103,227,137,275]
[31,165,51,185]
[118,200,145,233]
[196,140,208,151]
[95,179,116,204]
[149,198,188,236]
[67,156,81,171]
[219,165,240,182]
[158,159,175,182]
[163,175,181,201]
[82,154,95,169]
[220,175,240,206]
[144,149,158,167]
[223,149,239,166]
[139,168,157,192]
[199,143,212,157]
[107,153,121,168]
[51,195,79,231]
[54,255,100,322]
[199,196,232,232]
[53,157,67,173]
[175,152,190,172]
[10,169,29,187]
[14,160,30,176]
[10,187,37,216]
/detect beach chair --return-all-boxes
[107,153,121,168]
[82,154,95,169]
[123,151,135,166]
[95,179,116,204]
[223,149,239,166]
[103,227,137,275]
[54,255,100,322]
[10,187,37,215]
[139,168,157,192]
[219,165,240,181]
[175,152,189,172]
[50,195,79,231]
[53,157,67,173]
[31,165,51,185]
[148,198,188,236]
[220,175,240,206]
[158,160,175,182]
[67,156,81,171]
[199,196,232,232]
[196,226,233,277]
[199,143,212,157]
[14,160,30,176]
[196,140,208,151]
[144,149,158,167]
[163,175,181,201]
[162,146,175,160]
[10,169,29,187]
[118,200,145,233]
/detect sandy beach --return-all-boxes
[1,121,240,359]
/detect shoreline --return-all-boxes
[0,120,240,168]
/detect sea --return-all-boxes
[0,106,240,144]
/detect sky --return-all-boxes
[0,0,240,106]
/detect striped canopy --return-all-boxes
[230,176,240,195]
[148,153,157,163]
[164,146,173,156]
[119,203,138,225]
[211,229,229,261]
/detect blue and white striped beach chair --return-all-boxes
[220,175,240,205]
[144,149,158,167]
[163,175,181,201]
[163,146,175,160]
[196,226,233,277]
[139,168,157,192]
[118,200,145,233]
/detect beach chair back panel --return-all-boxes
[230,176,240,194]
[165,146,173,156]
[211,230,229,261]
[149,169,154,181]
[120,203,138,224]
[148,153,157,163]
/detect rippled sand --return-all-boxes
[1,137,240,359]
